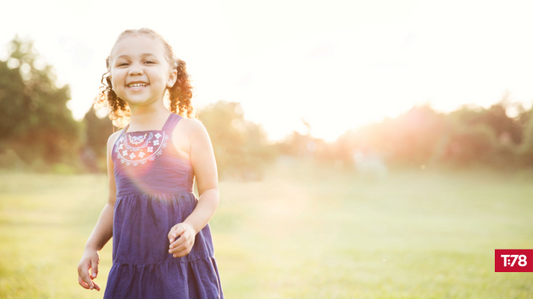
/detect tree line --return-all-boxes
[282,98,533,170]
[1,36,532,180]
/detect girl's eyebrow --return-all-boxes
[116,53,157,60]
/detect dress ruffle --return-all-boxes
[105,256,223,298]
[103,192,223,299]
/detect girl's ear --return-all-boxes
[167,69,178,88]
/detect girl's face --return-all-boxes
[109,35,177,107]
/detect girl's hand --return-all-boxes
[77,249,101,291]
[168,223,196,258]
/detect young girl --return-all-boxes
[77,28,224,298]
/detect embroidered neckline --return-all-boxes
[115,130,169,166]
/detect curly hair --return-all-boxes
[94,28,196,128]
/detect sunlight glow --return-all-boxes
[2,0,533,143]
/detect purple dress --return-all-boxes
[103,112,224,299]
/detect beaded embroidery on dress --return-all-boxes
[115,130,170,166]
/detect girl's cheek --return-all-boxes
[111,75,123,88]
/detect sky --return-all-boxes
[2,0,533,142]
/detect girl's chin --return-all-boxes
[123,97,161,105]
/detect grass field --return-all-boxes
[0,159,532,298]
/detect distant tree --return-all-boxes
[442,123,498,164]
[321,102,524,168]
[452,103,522,144]
[330,105,447,166]
[198,101,276,180]
[441,102,523,166]
[0,36,81,170]
[383,105,447,164]
[277,131,310,157]
[81,105,114,172]
[518,108,533,165]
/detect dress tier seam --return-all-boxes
[116,191,194,197]
[113,254,217,266]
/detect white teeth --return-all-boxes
[128,83,148,87]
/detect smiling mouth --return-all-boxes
[127,83,149,88]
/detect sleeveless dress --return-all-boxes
[103,112,224,299]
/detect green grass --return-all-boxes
[0,160,532,298]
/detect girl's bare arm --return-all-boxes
[168,119,220,256]
[77,131,120,290]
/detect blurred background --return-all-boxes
[1,0,532,298]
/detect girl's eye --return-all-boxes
[118,63,129,66]
[145,61,155,64]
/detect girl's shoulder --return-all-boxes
[173,117,211,149]
[108,130,123,147]
[170,117,210,161]
[106,130,124,162]
[181,118,209,138]
[175,117,207,136]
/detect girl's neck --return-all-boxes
[128,103,172,131]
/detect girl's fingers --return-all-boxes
[90,259,99,279]
[169,231,188,248]
[80,273,95,290]
[78,263,95,289]
[172,247,191,258]
[93,281,101,291]
[169,240,188,254]
[78,276,90,289]
[78,273,100,291]
[168,225,185,243]
[169,234,189,252]
[169,236,193,256]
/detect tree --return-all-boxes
[198,101,276,180]
[80,105,114,172]
[0,36,81,170]
[518,108,533,165]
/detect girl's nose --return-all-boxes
[129,68,143,76]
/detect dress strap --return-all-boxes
[162,112,183,133]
